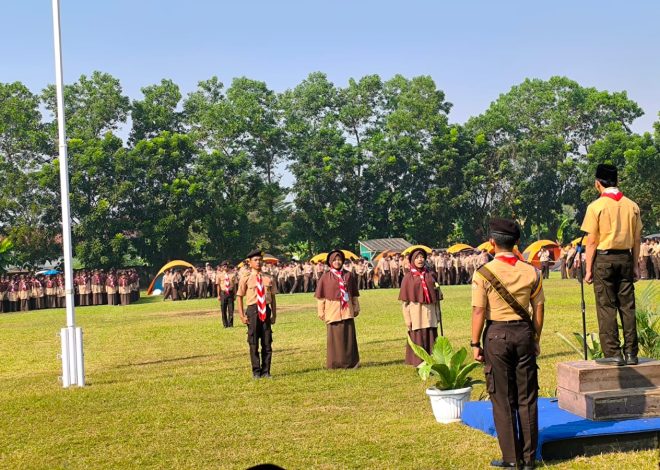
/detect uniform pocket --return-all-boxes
[484,364,495,393]
[486,330,507,355]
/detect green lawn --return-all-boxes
[1,277,658,469]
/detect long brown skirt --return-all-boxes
[120,293,131,306]
[326,319,360,369]
[405,327,438,366]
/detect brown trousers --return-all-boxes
[484,321,538,464]
[593,252,638,357]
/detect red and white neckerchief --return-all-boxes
[255,273,267,321]
[330,268,349,310]
[410,267,431,303]
[601,187,623,202]
[496,253,518,266]
[224,273,230,295]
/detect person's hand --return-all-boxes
[240,315,248,325]
[271,315,276,325]
[472,347,484,363]
[534,342,541,357]
[584,271,593,284]
[633,266,640,282]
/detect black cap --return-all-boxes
[595,163,617,183]
[326,249,345,266]
[246,249,264,259]
[407,248,428,262]
[489,218,521,240]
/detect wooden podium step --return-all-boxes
[558,386,660,420]
[557,359,660,420]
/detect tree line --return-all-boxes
[0,72,658,269]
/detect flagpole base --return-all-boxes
[60,326,85,387]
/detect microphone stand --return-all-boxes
[575,235,588,360]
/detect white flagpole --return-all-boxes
[51,0,84,387]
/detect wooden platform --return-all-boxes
[557,359,660,420]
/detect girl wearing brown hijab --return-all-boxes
[399,248,442,366]
[315,249,361,369]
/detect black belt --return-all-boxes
[596,249,630,255]
[487,319,527,324]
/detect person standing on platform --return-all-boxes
[237,250,278,379]
[315,249,360,369]
[218,263,236,328]
[399,248,441,366]
[471,218,544,470]
[581,163,642,366]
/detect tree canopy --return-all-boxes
[0,73,657,269]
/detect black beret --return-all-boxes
[246,249,264,259]
[489,218,521,240]
[326,249,345,266]
[407,248,428,262]
[595,163,617,182]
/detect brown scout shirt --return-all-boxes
[471,253,545,322]
[580,191,642,250]
[237,271,277,306]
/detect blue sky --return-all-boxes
[2,0,659,134]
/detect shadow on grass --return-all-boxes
[114,353,224,368]
[277,358,403,377]
[361,338,404,346]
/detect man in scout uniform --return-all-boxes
[237,250,278,379]
[217,263,236,328]
[581,163,642,366]
[471,218,545,470]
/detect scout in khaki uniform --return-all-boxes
[471,218,545,469]
[399,248,442,366]
[237,250,278,379]
[315,249,361,369]
[217,264,237,328]
[581,163,642,366]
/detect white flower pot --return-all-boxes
[426,386,472,423]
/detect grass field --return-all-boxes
[1,277,658,469]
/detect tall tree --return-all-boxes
[42,71,130,140]
[130,79,183,143]
[464,76,642,243]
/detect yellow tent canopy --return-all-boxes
[522,240,560,268]
[310,252,328,263]
[570,236,585,247]
[310,250,359,263]
[476,241,523,257]
[237,253,280,268]
[372,249,400,263]
[447,243,474,254]
[477,241,493,252]
[147,260,195,295]
[401,244,432,255]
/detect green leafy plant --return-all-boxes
[636,283,660,359]
[407,336,481,390]
[0,238,15,273]
[555,331,603,359]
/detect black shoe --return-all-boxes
[252,373,261,380]
[625,354,638,365]
[490,460,516,468]
[261,372,272,379]
[521,462,536,470]
[595,355,624,366]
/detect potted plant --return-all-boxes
[407,335,481,423]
